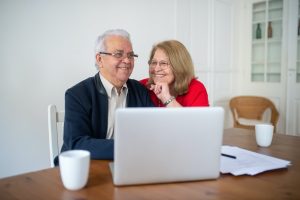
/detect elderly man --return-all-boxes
[55,29,153,165]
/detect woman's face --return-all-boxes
[149,48,175,85]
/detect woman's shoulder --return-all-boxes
[139,78,149,86]
[189,78,206,90]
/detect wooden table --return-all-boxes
[1,128,300,200]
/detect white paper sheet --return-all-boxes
[220,146,291,176]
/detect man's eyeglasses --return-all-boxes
[148,60,170,69]
[99,51,138,60]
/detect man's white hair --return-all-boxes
[94,29,131,56]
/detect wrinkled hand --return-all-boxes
[150,82,172,103]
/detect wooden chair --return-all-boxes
[229,96,279,132]
[48,104,64,167]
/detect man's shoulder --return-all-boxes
[127,78,146,90]
[73,77,94,87]
[66,76,96,96]
[126,78,154,107]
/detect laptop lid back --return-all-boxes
[113,107,224,186]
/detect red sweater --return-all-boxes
[140,78,209,107]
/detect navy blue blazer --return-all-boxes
[55,73,154,165]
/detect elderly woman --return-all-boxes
[140,40,209,107]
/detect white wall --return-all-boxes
[0,0,239,178]
[0,0,180,178]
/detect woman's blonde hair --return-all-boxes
[147,40,195,96]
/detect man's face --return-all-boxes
[96,35,135,89]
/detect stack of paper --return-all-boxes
[220,145,291,176]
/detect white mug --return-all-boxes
[59,150,90,190]
[255,124,274,147]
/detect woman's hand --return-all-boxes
[149,82,172,103]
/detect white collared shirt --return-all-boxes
[99,73,128,139]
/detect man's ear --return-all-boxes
[96,54,102,67]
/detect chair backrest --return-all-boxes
[229,96,279,132]
[48,104,64,167]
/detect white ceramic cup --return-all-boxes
[59,150,90,190]
[255,124,274,147]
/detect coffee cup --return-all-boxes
[59,150,90,190]
[255,124,274,147]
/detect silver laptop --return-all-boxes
[110,107,224,186]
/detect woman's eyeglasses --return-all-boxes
[148,60,170,69]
